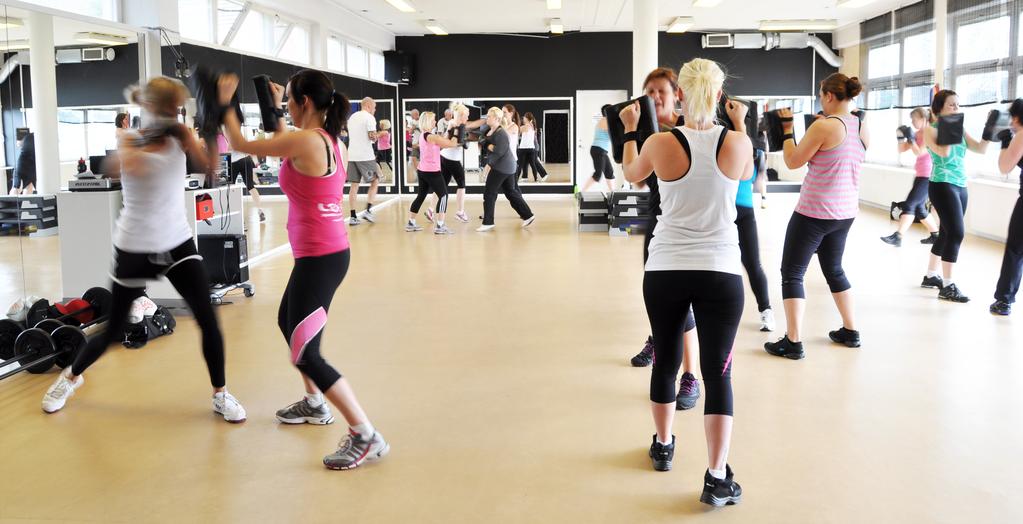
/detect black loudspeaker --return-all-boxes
[384,51,414,85]
[198,234,249,285]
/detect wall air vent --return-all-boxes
[701,33,734,48]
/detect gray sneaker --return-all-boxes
[363,210,376,223]
[323,429,390,470]
[276,398,335,425]
[405,221,423,232]
[434,224,454,235]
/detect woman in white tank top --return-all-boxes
[619,58,752,507]
[517,112,549,182]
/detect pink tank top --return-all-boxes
[795,114,865,220]
[913,130,931,178]
[378,131,391,150]
[418,132,441,172]
[216,134,230,155]
[279,129,350,258]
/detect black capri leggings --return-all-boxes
[995,196,1023,304]
[644,212,697,332]
[590,146,614,181]
[929,181,969,263]
[411,170,448,214]
[517,148,548,181]
[644,270,743,415]
[71,240,226,387]
[231,156,257,191]
[736,206,772,312]
[780,212,855,300]
[441,158,466,190]
[278,249,350,393]
[901,177,931,219]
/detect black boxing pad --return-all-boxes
[603,95,657,163]
[191,65,243,141]
[252,75,280,133]
[936,113,965,146]
[716,94,761,148]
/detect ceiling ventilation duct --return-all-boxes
[702,32,843,68]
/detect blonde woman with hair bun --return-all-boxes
[476,106,535,232]
[620,57,751,507]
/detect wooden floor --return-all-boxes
[1,193,1021,523]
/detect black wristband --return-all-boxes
[272,107,285,118]
[783,133,795,142]
[623,131,639,143]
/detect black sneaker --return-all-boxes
[631,337,655,367]
[676,372,700,410]
[920,232,939,245]
[880,232,902,247]
[990,301,1012,315]
[920,275,944,289]
[938,283,970,303]
[649,435,675,472]
[828,327,861,348]
[764,335,805,360]
[700,465,742,507]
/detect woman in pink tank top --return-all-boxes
[764,73,870,361]
[881,107,940,246]
[219,69,389,470]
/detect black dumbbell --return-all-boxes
[0,318,25,360]
[26,287,112,327]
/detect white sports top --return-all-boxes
[518,128,536,149]
[114,131,192,253]
[507,128,519,160]
[645,125,741,275]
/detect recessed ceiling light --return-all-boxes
[546,0,561,8]
[0,16,24,28]
[0,39,30,50]
[692,0,723,7]
[385,0,416,13]
[667,16,695,33]
[423,20,447,35]
[837,0,875,7]
[549,18,563,34]
[74,32,130,46]
[759,19,838,31]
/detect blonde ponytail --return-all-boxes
[677,58,725,127]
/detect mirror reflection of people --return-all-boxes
[346,97,381,226]
[115,112,130,140]
[9,131,35,195]
[580,117,614,192]
[407,108,421,177]
[229,135,265,222]
[219,69,390,470]
[375,119,393,182]
[517,112,549,182]
[41,76,247,425]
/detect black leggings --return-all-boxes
[441,158,466,189]
[71,240,226,387]
[644,212,697,332]
[644,270,743,415]
[736,206,771,312]
[411,170,448,214]
[995,196,1023,304]
[929,181,969,263]
[901,177,930,219]
[517,148,548,181]
[780,212,855,300]
[482,169,533,226]
[590,146,614,181]
[278,250,350,393]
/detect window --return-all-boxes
[22,0,116,20]
[217,0,246,45]
[903,31,935,74]
[956,70,1009,105]
[956,16,1009,65]
[232,9,267,54]
[868,88,899,109]
[178,0,212,42]
[903,84,932,107]
[868,44,901,79]
[278,26,309,63]
[57,110,86,162]
[85,110,117,156]
[328,38,344,71]
[370,52,385,81]
[346,44,368,77]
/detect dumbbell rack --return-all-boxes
[0,195,58,237]
[608,191,650,237]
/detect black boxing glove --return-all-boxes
[896,125,915,143]
[997,128,1014,149]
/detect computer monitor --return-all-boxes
[89,155,106,175]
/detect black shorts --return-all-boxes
[110,239,202,288]
[231,156,257,190]
[377,149,393,163]
[441,157,466,189]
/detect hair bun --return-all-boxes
[845,77,863,98]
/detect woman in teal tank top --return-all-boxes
[921,90,991,303]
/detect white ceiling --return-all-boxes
[0,5,138,47]
[326,0,911,36]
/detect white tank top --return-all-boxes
[114,131,192,253]
[507,128,519,160]
[441,126,463,162]
[519,128,536,149]
[645,125,741,275]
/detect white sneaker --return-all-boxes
[348,216,361,226]
[522,215,536,228]
[455,211,469,223]
[759,308,776,332]
[405,221,423,232]
[42,369,83,413]
[363,210,376,223]
[213,390,247,423]
[476,224,495,232]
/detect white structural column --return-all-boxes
[310,22,326,69]
[632,0,658,97]
[123,0,179,79]
[934,0,948,87]
[27,12,59,195]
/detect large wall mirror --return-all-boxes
[400,97,573,192]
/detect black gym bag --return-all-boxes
[122,306,176,349]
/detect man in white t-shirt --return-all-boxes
[437,108,453,135]
[346,97,379,225]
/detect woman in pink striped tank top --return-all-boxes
[219,69,389,470]
[765,73,870,360]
